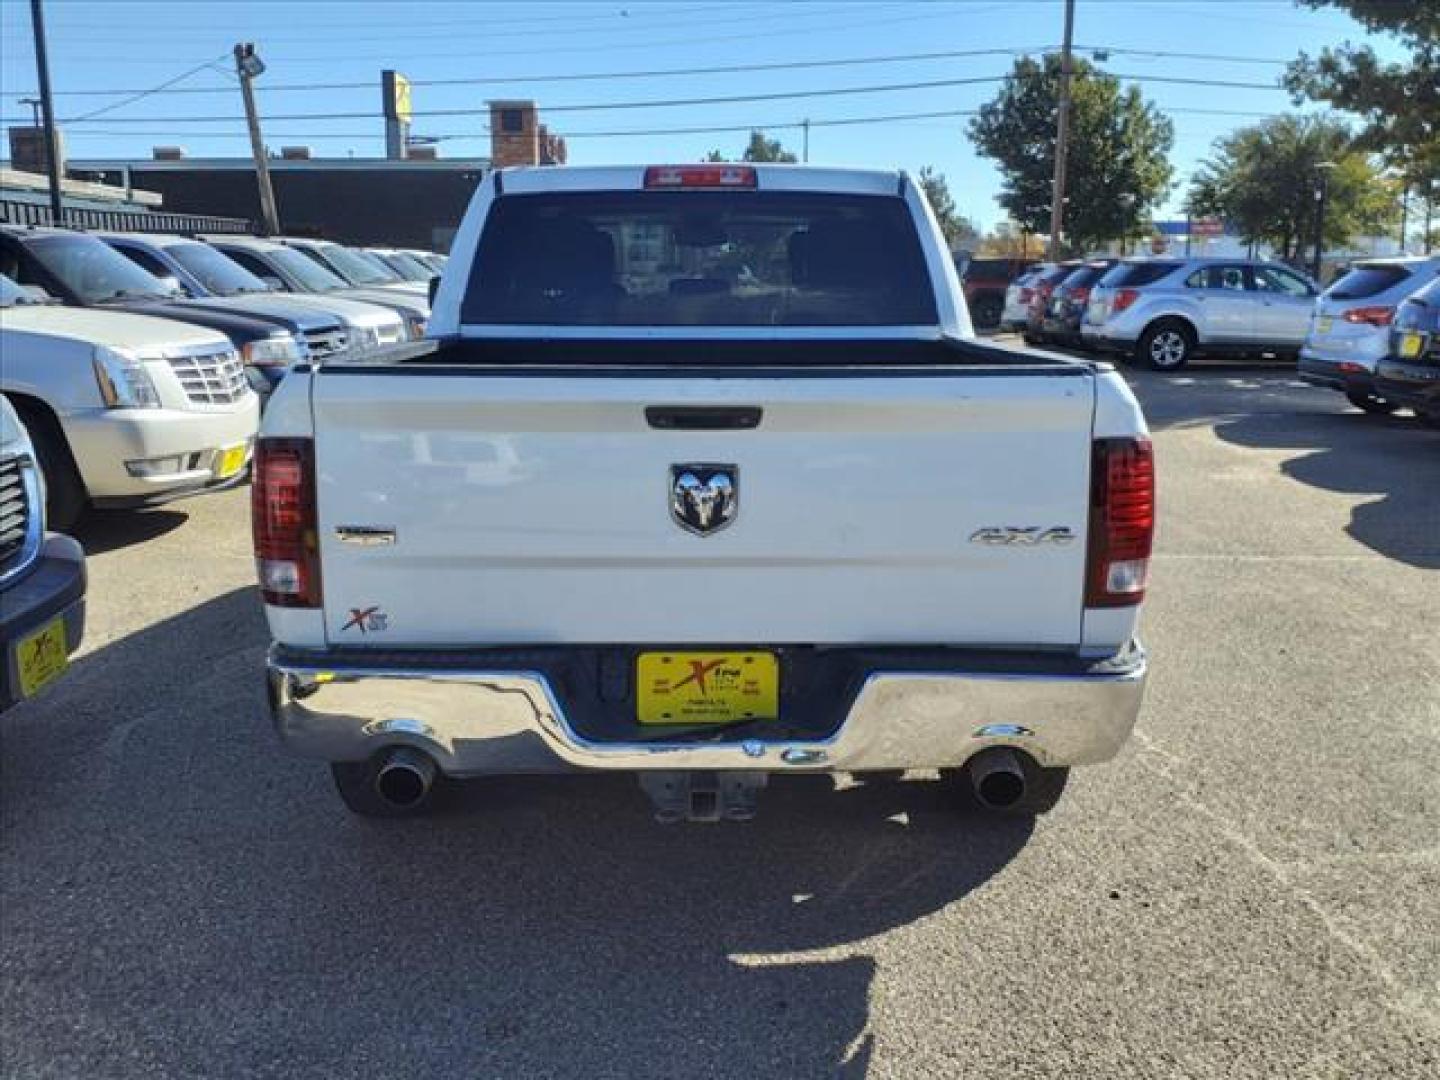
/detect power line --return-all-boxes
[6,6,992,65]
[4,69,1286,128]
[23,46,1048,98]
[67,54,231,123]
[12,75,1015,125]
[52,104,1282,146]
[1078,45,1289,66]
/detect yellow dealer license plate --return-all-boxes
[1316,316,1333,335]
[16,616,69,699]
[215,443,248,479]
[637,651,779,725]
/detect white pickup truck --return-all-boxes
[258,164,1154,822]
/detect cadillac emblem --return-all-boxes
[670,464,738,536]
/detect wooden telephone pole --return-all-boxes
[1047,0,1076,260]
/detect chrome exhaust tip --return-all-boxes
[374,747,437,808]
[967,747,1027,810]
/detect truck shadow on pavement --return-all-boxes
[1,587,1033,1079]
[1213,409,1440,570]
[71,508,189,555]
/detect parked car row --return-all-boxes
[1005,253,1440,424]
[1,226,445,531]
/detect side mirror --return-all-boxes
[428,274,440,306]
[21,284,52,301]
[260,275,284,291]
[157,275,187,297]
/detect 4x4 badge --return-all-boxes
[670,464,738,536]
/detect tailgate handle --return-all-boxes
[645,405,762,431]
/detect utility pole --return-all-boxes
[1311,161,1336,281]
[802,118,810,163]
[1398,183,1409,254]
[1047,0,1076,260]
[235,42,281,236]
[28,0,65,227]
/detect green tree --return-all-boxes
[1284,1,1439,188]
[968,55,1175,251]
[1187,115,1391,261]
[705,131,799,164]
[917,167,979,249]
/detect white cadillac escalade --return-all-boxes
[256,165,1154,822]
[2,274,259,529]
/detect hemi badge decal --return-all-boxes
[335,526,396,547]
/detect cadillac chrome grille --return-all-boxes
[168,349,248,405]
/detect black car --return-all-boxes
[1374,278,1440,428]
[0,227,311,401]
[1039,260,1118,347]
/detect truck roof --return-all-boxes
[495,164,906,197]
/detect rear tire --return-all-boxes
[1139,321,1194,371]
[941,758,1070,817]
[971,294,1004,330]
[331,756,441,819]
[1417,408,1440,430]
[1345,390,1399,415]
[11,402,87,531]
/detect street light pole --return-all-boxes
[27,0,66,227]
[235,42,281,236]
[1047,0,1077,260]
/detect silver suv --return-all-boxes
[1083,257,1319,370]
[1299,256,1440,413]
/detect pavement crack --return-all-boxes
[1131,731,1440,1036]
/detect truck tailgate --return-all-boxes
[311,369,1095,647]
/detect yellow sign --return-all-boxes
[394,74,412,125]
[1397,332,1425,359]
[637,651,779,725]
[216,443,249,479]
[17,616,69,699]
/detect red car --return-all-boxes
[955,256,1036,330]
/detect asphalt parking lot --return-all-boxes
[2,360,1437,1079]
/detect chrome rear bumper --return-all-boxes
[268,643,1147,775]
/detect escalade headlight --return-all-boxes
[243,334,306,367]
[92,346,161,409]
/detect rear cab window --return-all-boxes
[1326,263,1412,300]
[460,190,938,327]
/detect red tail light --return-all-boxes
[644,165,757,189]
[252,437,322,608]
[1086,438,1155,608]
[1072,286,1092,304]
[1112,288,1140,315]
[1341,305,1395,327]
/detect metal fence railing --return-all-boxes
[0,198,254,236]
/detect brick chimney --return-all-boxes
[489,100,539,167]
[8,126,65,175]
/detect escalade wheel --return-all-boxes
[15,405,87,531]
[1345,390,1399,415]
[1140,321,1193,371]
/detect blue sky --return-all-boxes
[0,0,1404,229]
